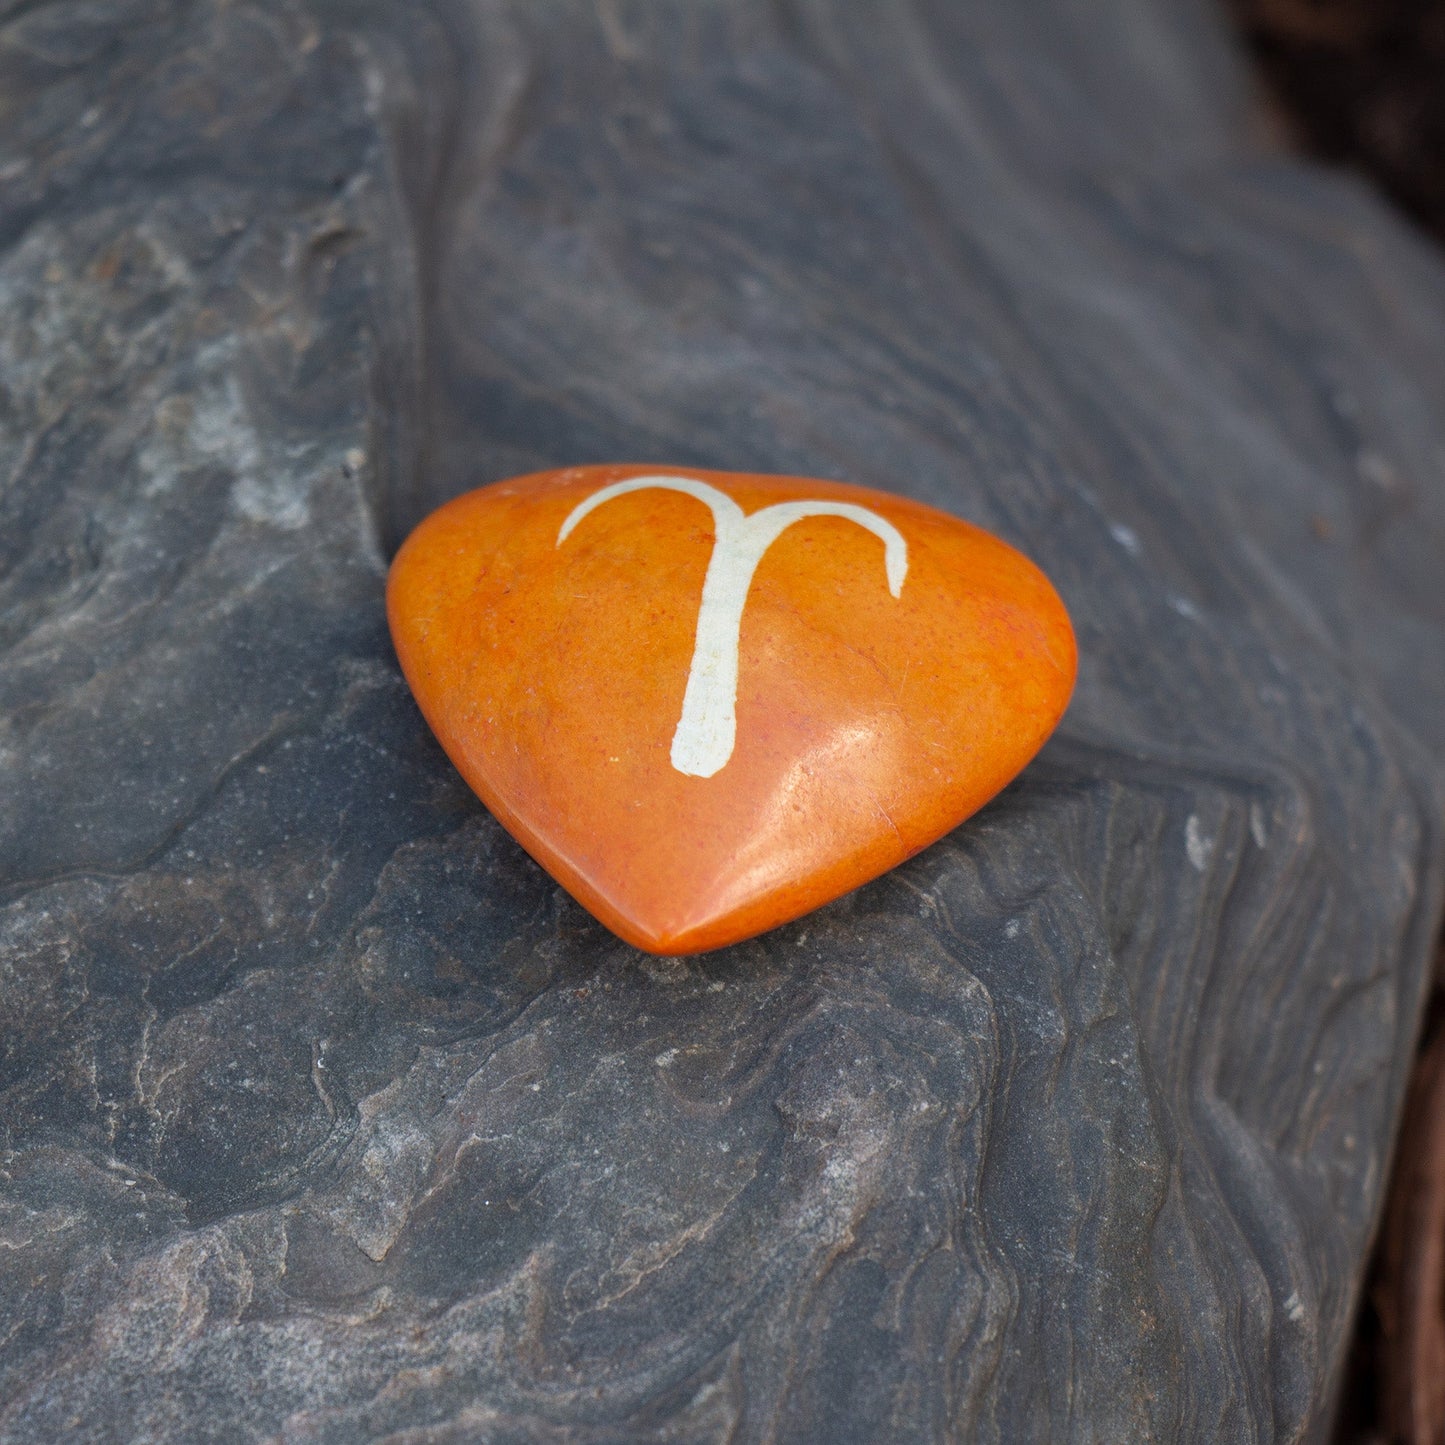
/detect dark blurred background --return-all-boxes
[1230,0,1445,242]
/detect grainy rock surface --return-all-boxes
[3,0,1445,1439]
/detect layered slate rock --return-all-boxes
[2,0,1444,1439]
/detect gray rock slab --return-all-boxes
[2,0,1444,1439]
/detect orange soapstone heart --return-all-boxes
[387,466,1076,954]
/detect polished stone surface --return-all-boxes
[3,0,1445,1439]
[388,466,1075,953]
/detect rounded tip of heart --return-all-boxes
[388,464,1076,954]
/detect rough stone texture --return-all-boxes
[2,0,1444,1439]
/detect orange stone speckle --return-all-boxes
[387,465,1076,954]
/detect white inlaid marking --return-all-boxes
[558,475,908,778]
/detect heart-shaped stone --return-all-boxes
[388,466,1076,954]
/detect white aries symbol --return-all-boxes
[558,476,908,778]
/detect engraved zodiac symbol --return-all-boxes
[558,476,908,778]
